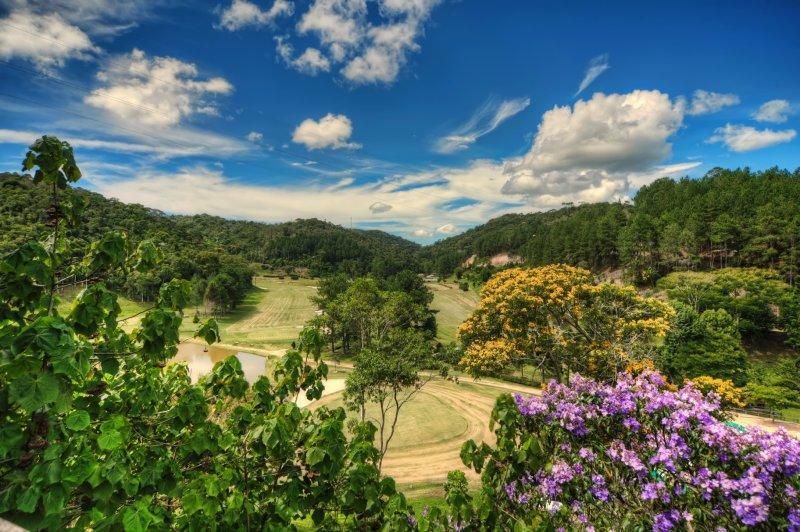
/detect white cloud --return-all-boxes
[502,90,687,206]
[753,99,793,123]
[5,0,159,36]
[436,223,456,234]
[435,96,530,154]
[708,124,796,152]
[84,49,233,128]
[411,228,433,237]
[297,0,367,56]
[0,127,248,158]
[246,131,263,142]
[292,113,361,150]
[262,0,442,84]
[575,53,609,96]
[369,201,392,213]
[687,90,740,115]
[275,37,331,75]
[626,162,703,190]
[217,0,293,31]
[0,10,96,71]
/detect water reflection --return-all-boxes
[172,342,267,384]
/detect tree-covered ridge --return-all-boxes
[0,172,421,278]
[425,167,800,282]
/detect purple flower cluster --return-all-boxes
[506,371,800,531]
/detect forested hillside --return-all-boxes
[4,167,800,291]
[424,167,800,283]
[0,172,421,280]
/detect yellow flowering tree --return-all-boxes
[458,265,674,382]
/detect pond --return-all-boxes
[172,342,268,384]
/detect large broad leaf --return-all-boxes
[97,429,123,451]
[9,373,60,411]
[65,410,91,431]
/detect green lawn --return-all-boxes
[427,282,479,343]
[180,276,319,350]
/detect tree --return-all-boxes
[658,268,798,337]
[617,213,660,284]
[657,303,750,386]
[321,277,430,356]
[0,137,413,530]
[459,265,673,382]
[343,329,439,472]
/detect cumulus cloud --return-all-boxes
[575,53,610,96]
[0,10,96,71]
[753,99,793,123]
[502,90,687,206]
[411,228,433,237]
[238,0,441,84]
[275,37,331,75]
[708,124,796,152]
[435,96,530,154]
[246,131,263,142]
[369,201,392,213]
[84,49,233,128]
[687,90,740,115]
[436,223,456,234]
[217,0,293,31]
[292,113,361,150]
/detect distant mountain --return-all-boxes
[0,172,420,277]
[4,166,800,284]
[420,203,629,275]
[421,167,800,283]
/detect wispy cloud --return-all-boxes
[687,90,740,115]
[709,124,796,152]
[435,96,530,154]
[575,53,609,96]
[753,99,793,123]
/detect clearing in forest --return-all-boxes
[427,282,480,343]
[181,276,319,349]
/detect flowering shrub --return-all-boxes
[460,371,800,531]
[689,375,746,409]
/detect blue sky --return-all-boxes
[1,0,798,242]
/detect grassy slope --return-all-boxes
[180,276,319,350]
[428,282,479,343]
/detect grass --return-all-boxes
[180,276,319,350]
[782,407,800,423]
[320,390,470,450]
[427,282,479,343]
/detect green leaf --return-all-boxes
[9,373,60,411]
[307,447,325,466]
[63,454,98,485]
[195,318,220,345]
[97,429,123,451]
[16,485,41,513]
[122,503,154,532]
[66,410,91,431]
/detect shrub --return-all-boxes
[458,281,469,291]
[459,371,800,530]
[688,375,745,409]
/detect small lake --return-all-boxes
[172,342,268,384]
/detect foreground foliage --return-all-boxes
[0,137,411,530]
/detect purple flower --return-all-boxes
[731,495,768,526]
